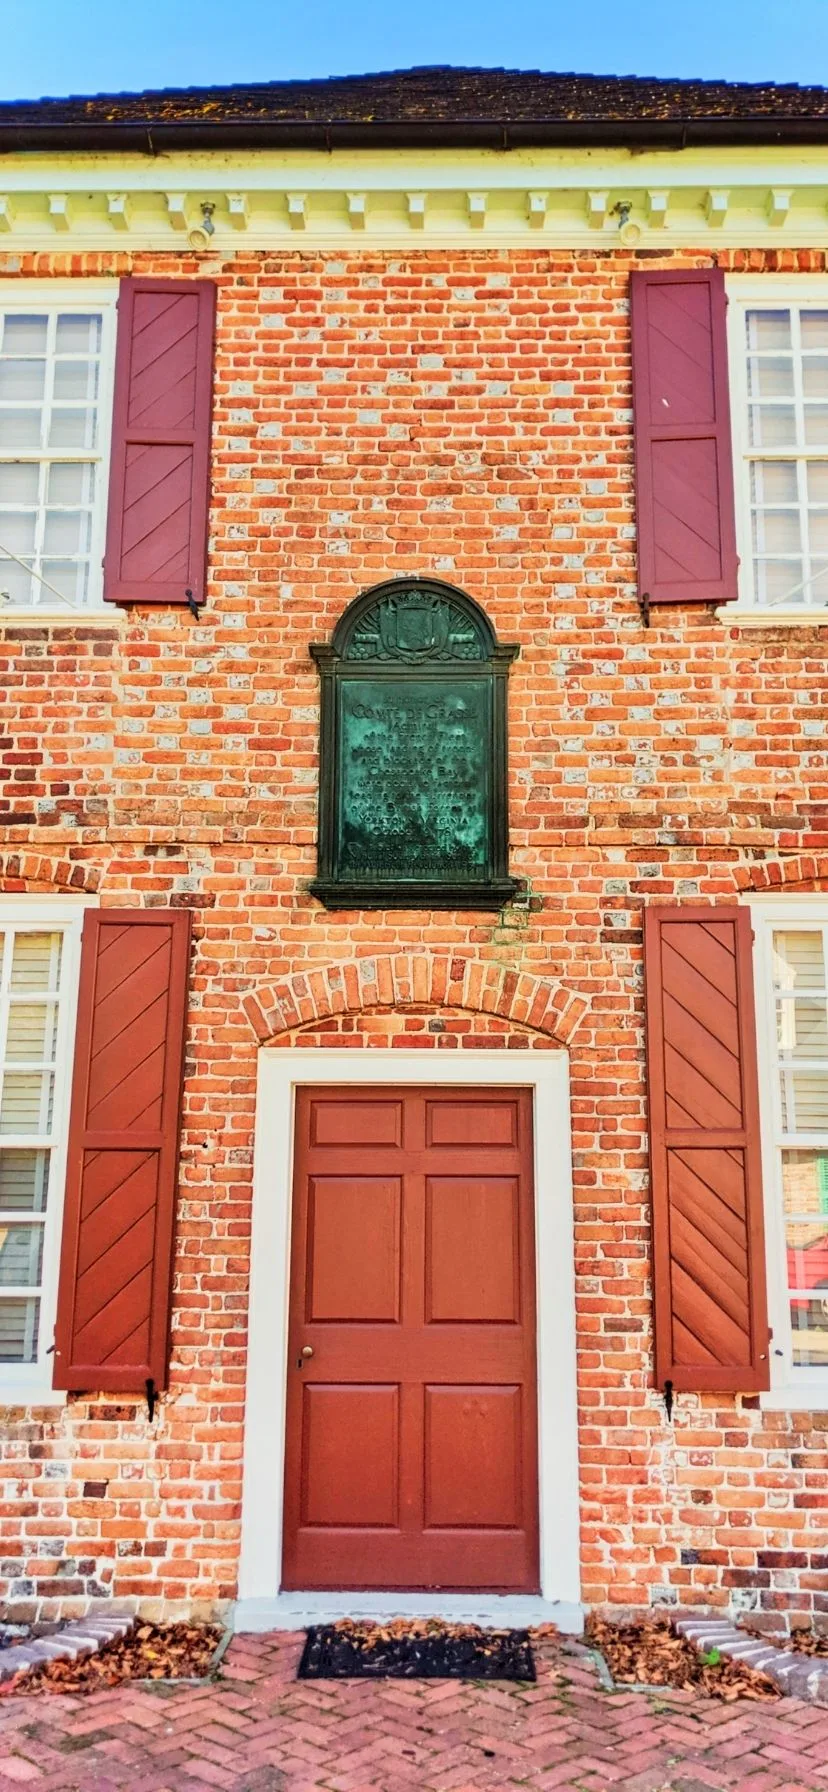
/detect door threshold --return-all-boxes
[233,1592,584,1634]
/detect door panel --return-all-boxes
[426,1176,521,1322]
[282,1085,538,1591]
[306,1177,402,1321]
[300,1384,400,1526]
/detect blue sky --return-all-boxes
[3,0,828,101]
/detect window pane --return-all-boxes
[0,1073,55,1134]
[782,1149,828,1219]
[747,309,791,350]
[0,1223,43,1288]
[772,930,825,990]
[804,406,828,446]
[780,1071,828,1133]
[40,560,85,604]
[0,410,42,448]
[52,360,100,404]
[0,1151,49,1213]
[776,997,828,1059]
[55,314,101,355]
[747,356,795,398]
[0,463,40,505]
[0,359,46,401]
[751,461,799,504]
[47,462,94,506]
[752,508,802,554]
[43,510,91,555]
[807,462,828,504]
[0,511,36,554]
[807,559,828,606]
[753,559,803,604]
[0,1296,39,1363]
[800,311,828,350]
[5,1003,58,1063]
[790,1301,828,1368]
[1,316,48,354]
[0,560,35,604]
[749,406,797,448]
[809,512,828,555]
[10,933,62,992]
[47,407,97,450]
[803,357,828,400]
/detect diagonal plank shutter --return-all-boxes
[103,277,216,606]
[53,910,191,1393]
[644,906,770,1393]
[631,268,738,609]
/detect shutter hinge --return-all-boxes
[184,589,204,621]
[145,1378,158,1423]
[639,589,652,628]
[663,1378,674,1422]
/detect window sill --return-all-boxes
[716,607,828,628]
[0,608,126,628]
[0,1381,66,1409]
[759,1386,828,1412]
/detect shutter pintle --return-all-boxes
[644,905,770,1395]
[104,278,216,607]
[53,909,191,1394]
[631,268,738,611]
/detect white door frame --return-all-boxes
[237,1049,581,1626]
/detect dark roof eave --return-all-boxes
[1,115,828,154]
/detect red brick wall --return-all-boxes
[0,243,827,1629]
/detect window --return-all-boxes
[0,902,86,1398]
[752,902,828,1402]
[728,279,828,616]
[0,286,116,611]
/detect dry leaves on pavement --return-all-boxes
[586,1614,780,1701]
[0,1621,223,1696]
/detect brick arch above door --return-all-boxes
[242,953,587,1047]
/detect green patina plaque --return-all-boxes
[339,678,489,881]
[310,578,519,910]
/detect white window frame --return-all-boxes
[0,281,118,619]
[726,275,828,626]
[750,896,828,1409]
[0,897,94,1405]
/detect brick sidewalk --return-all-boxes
[1,1631,828,1792]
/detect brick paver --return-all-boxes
[1,1634,827,1792]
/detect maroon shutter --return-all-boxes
[644,906,770,1394]
[53,910,191,1393]
[631,268,738,609]
[103,278,215,606]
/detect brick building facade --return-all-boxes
[0,69,827,1632]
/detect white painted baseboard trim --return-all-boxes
[234,1593,585,1635]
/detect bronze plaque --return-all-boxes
[338,678,489,882]
[311,577,519,910]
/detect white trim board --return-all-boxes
[236,1049,582,1630]
[748,895,828,1411]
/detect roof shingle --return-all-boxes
[2,65,828,150]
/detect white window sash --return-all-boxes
[750,896,828,1405]
[0,282,118,614]
[0,899,93,1404]
[726,275,828,618]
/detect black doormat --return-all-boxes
[297,1620,536,1681]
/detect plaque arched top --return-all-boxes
[329,577,506,666]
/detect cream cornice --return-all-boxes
[1,146,828,249]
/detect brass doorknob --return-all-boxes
[301,1345,314,1359]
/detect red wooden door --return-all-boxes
[282,1087,539,1592]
